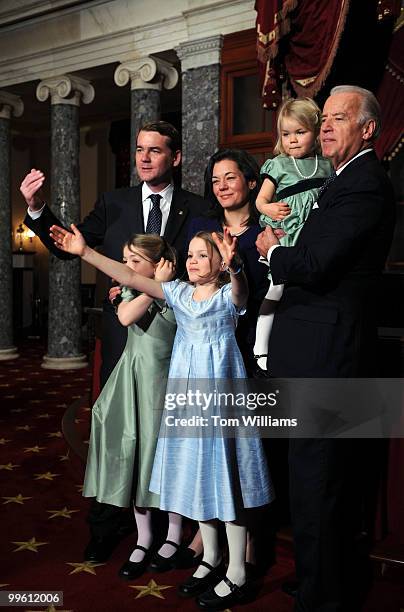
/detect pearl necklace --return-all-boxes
[292,154,318,179]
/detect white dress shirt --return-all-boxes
[141,182,173,235]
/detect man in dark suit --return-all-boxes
[256,86,395,611]
[20,120,208,563]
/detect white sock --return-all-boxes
[214,522,247,596]
[158,512,182,558]
[193,520,221,578]
[130,507,152,562]
[254,283,284,370]
[253,313,274,370]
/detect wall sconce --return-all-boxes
[15,223,26,251]
[27,229,35,243]
[15,223,35,252]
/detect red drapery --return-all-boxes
[255,0,402,144]
[375,17,404,160]
[255,0,350,108]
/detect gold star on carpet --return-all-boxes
[12,537,48,552]
[34,472,60,481]
[15,377,27,381]
[36,413,51,419]
[75,484,84,492]
[22,387,34,391]
[24,446,46,453]
[0,383,10,387]
[56,404,67,408]
[2,493,33,505]
[26,606,73,612]
[46,391,59,395]
[0,438,11,445]
[11,408,26,413]
[0,463,19,471]
[16,425,34,431]
[47,507,79,519]
[67,561,105,575]
[83,406,91,412]
[47,431,63,438]
[30,399,41,403]
[62,384,73,387]
[0,583,10,587]
[129,579,173,600]
[83,439,90,445]
[59,450,70,461]
[72,395,82,399]
[4,395,15,399]
[74,418,83,424]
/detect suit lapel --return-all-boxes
[164,188,188,245]
[127,184,145,233]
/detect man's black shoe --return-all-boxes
[282,579,299,598]
[84,535,121,563]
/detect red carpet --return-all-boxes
[0,341,403,611]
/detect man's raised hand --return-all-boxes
[20,169,45,211]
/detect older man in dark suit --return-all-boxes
[256,86,395,611]
[20,120,208,563]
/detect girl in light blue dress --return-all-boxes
[50,222,274,610]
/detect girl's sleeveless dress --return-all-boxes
[149,280,274,521]
[260,154,333,246]
[83,287,176,508]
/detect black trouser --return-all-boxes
[289,438,359,612]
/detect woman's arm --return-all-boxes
[50,223,165,299]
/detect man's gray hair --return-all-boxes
[330,85,381,140]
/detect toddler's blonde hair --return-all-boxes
[274,97,322,155]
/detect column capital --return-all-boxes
[175,35,223,72]
[36,74,95,106]
[0,91,24,119]
[114,56,178,91]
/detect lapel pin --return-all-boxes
[178,210,184,215]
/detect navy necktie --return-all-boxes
[146,194,162,235]
[317,170,337,199]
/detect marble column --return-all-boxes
[176,35,223,196]
[0,92,24,361]
[114,57,178,185]
[36,75,94,369]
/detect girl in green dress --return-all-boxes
[82,234,180,580]
[253,97,333,372]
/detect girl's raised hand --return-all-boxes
[154,258,176,282]
[50,223,87,256]
[212,227,237,269]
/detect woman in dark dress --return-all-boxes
[188,148,269,375]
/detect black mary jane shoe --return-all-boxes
[174,544,203,569]
[177,560,223,598]
[252,355,272,379]
[282,579,299,598]
[196,576,250,610]
[148,539,180,572]
[118,545,151,580]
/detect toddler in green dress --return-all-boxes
[253,97,333,372]
[82,234,181,580]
